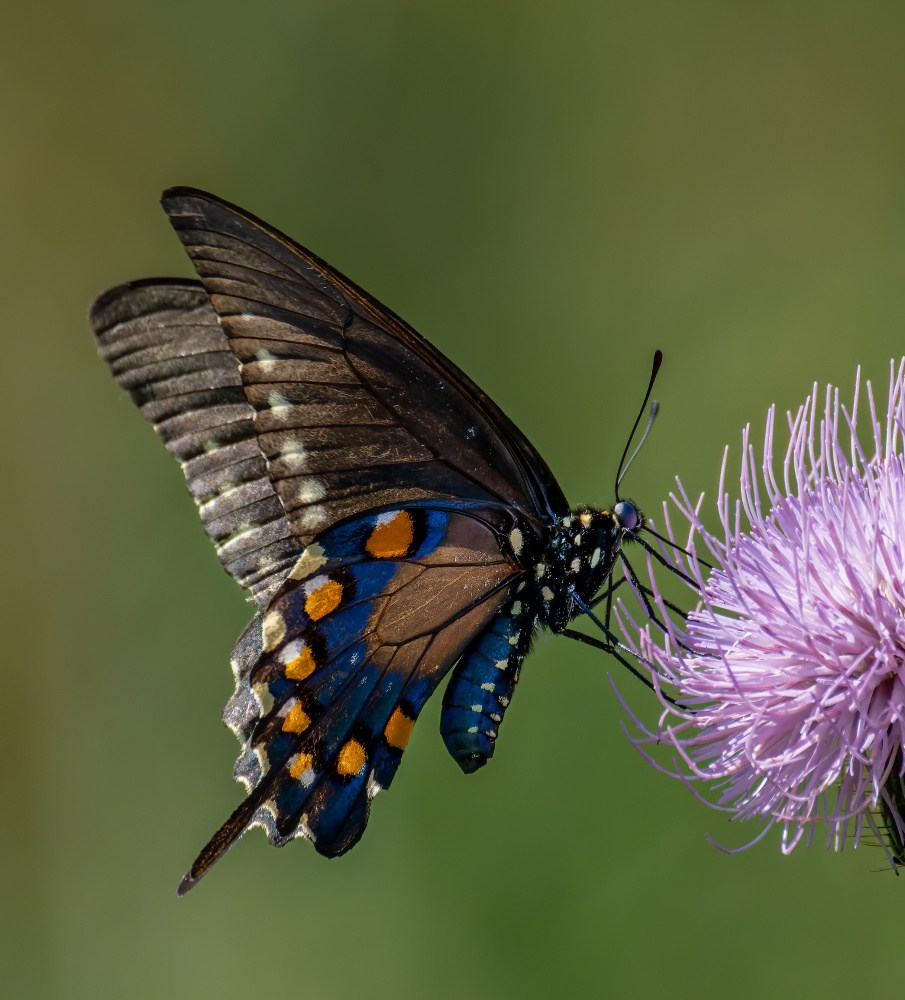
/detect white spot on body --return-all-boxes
[494,659,508,670]
[270,404,296,423]
[511,600,522,615]
[277,638,306,665]
[541,586,554,602]
[297,478,326,504]
[470,704,483,713]
[508,633,520,645]
[267,390,291,410]
[251,681,274,716]
[591,548,601,568]
[288,543,327,580]
[262,609,286,651]
[579,512,592,528]
[256,348,278,362]
[480,682,495,692]
[279,440,308,472]
[289,758,316,787]
[304,574,331,597]
[499,696,510,707]
[570,558,581,574]
[509,528,523,555]
[535,563,546,580]
[299,505,328,530]
[573,533,582,546]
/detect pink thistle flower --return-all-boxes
[620,360,905,867]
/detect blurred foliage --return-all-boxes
[3,2,905,998]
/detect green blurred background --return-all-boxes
[3,2,904,997]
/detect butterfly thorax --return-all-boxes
[525,505,633,632]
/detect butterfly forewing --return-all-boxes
[161,187,569,540]
[90,279,303,607]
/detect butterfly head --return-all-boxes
[612,499,641,534]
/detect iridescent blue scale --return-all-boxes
[89,188,649,893]
[441,600,536,772]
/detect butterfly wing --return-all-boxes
[90,279,303,607]
[160,187,569,538]
[178,502,525,893]
[90,189,570,889]
[90,190,567,600]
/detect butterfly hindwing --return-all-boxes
[178,503,527,891]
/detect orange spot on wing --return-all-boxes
[384,707,415,750]
[365,511,414,559]
[289,752,313,779]
[305,578,344,621]
[282,703,311,734]
[285,646,317,681]
[336,739,367,776]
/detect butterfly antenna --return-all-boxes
[615,350,662,501]
[618,401,659,493]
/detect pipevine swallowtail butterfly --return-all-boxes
[90,188,660,893]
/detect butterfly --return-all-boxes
[90,188,660,894]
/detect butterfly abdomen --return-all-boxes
[441,598,537,773]
[438,507,630,775]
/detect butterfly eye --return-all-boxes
[613,501,639,532]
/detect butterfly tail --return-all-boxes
[177,794,264,895]
[179,647,438,891]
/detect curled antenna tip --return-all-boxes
[651,400,660,416]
